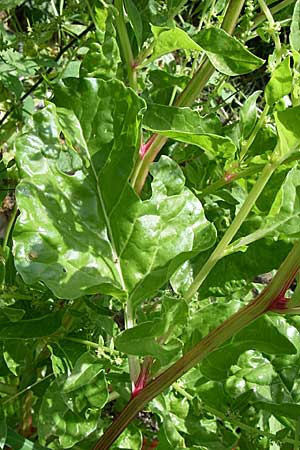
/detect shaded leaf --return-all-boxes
[0,312,63,339]
[6,427,49,450]
[143,103,236,158]
[275,105,300,158]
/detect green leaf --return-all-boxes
[0,406,6,450]
[6,427,49,450]
[290,0,300,52]
[255,401,300,420]
[146,25,201,64]
[112,424,142,449]
[38,353,108,448]
[3,340,31,375]
[80,7,120,79]
[0,312,63,339]
[14,80,216,303]
[0,0,24,8]
[201,316,296,381]
[195,28,264,75]
[143,103,236,158]
[116,297,188,364]
[275,106,300,157]
[265,57,292,105]
[124,0,143,48]
[61,352,108,411]
[239,91,261,140]
[229,167,300,251]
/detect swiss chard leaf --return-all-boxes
[14,79,216,303]
[38,353,108,448]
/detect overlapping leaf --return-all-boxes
[14,78,216,302]
[143,103,236,158]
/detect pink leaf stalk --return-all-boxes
[139,135,156,158]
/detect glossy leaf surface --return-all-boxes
[14,79,216,302]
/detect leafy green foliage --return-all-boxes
[1,1,300,449]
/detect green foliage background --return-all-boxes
[0,0,300,449]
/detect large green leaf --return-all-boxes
[143,103,236,158]
[195,28,264,75]
[14,79,216,302]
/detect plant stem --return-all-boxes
[185,161,278,300]
[92,241,300,450]
[125,299,140,386]
[131,0,245,194]
[200,164,263,196]
[257,0,282,62]
[114,0,137,90]
[251,0,295,30]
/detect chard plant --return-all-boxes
[1,0,300,449]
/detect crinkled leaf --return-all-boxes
[195,28,264,75]
[61,352,108,412]
[39,381,99,448]
[146,25,201,64]
[143,103,236,158]
[265,57,292,105]
[14,80,215,303]
[173,239,292,298]
[201,316,296,380]
[80,7,120,79]
[39,353,107,448]
[290,0,300,52]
